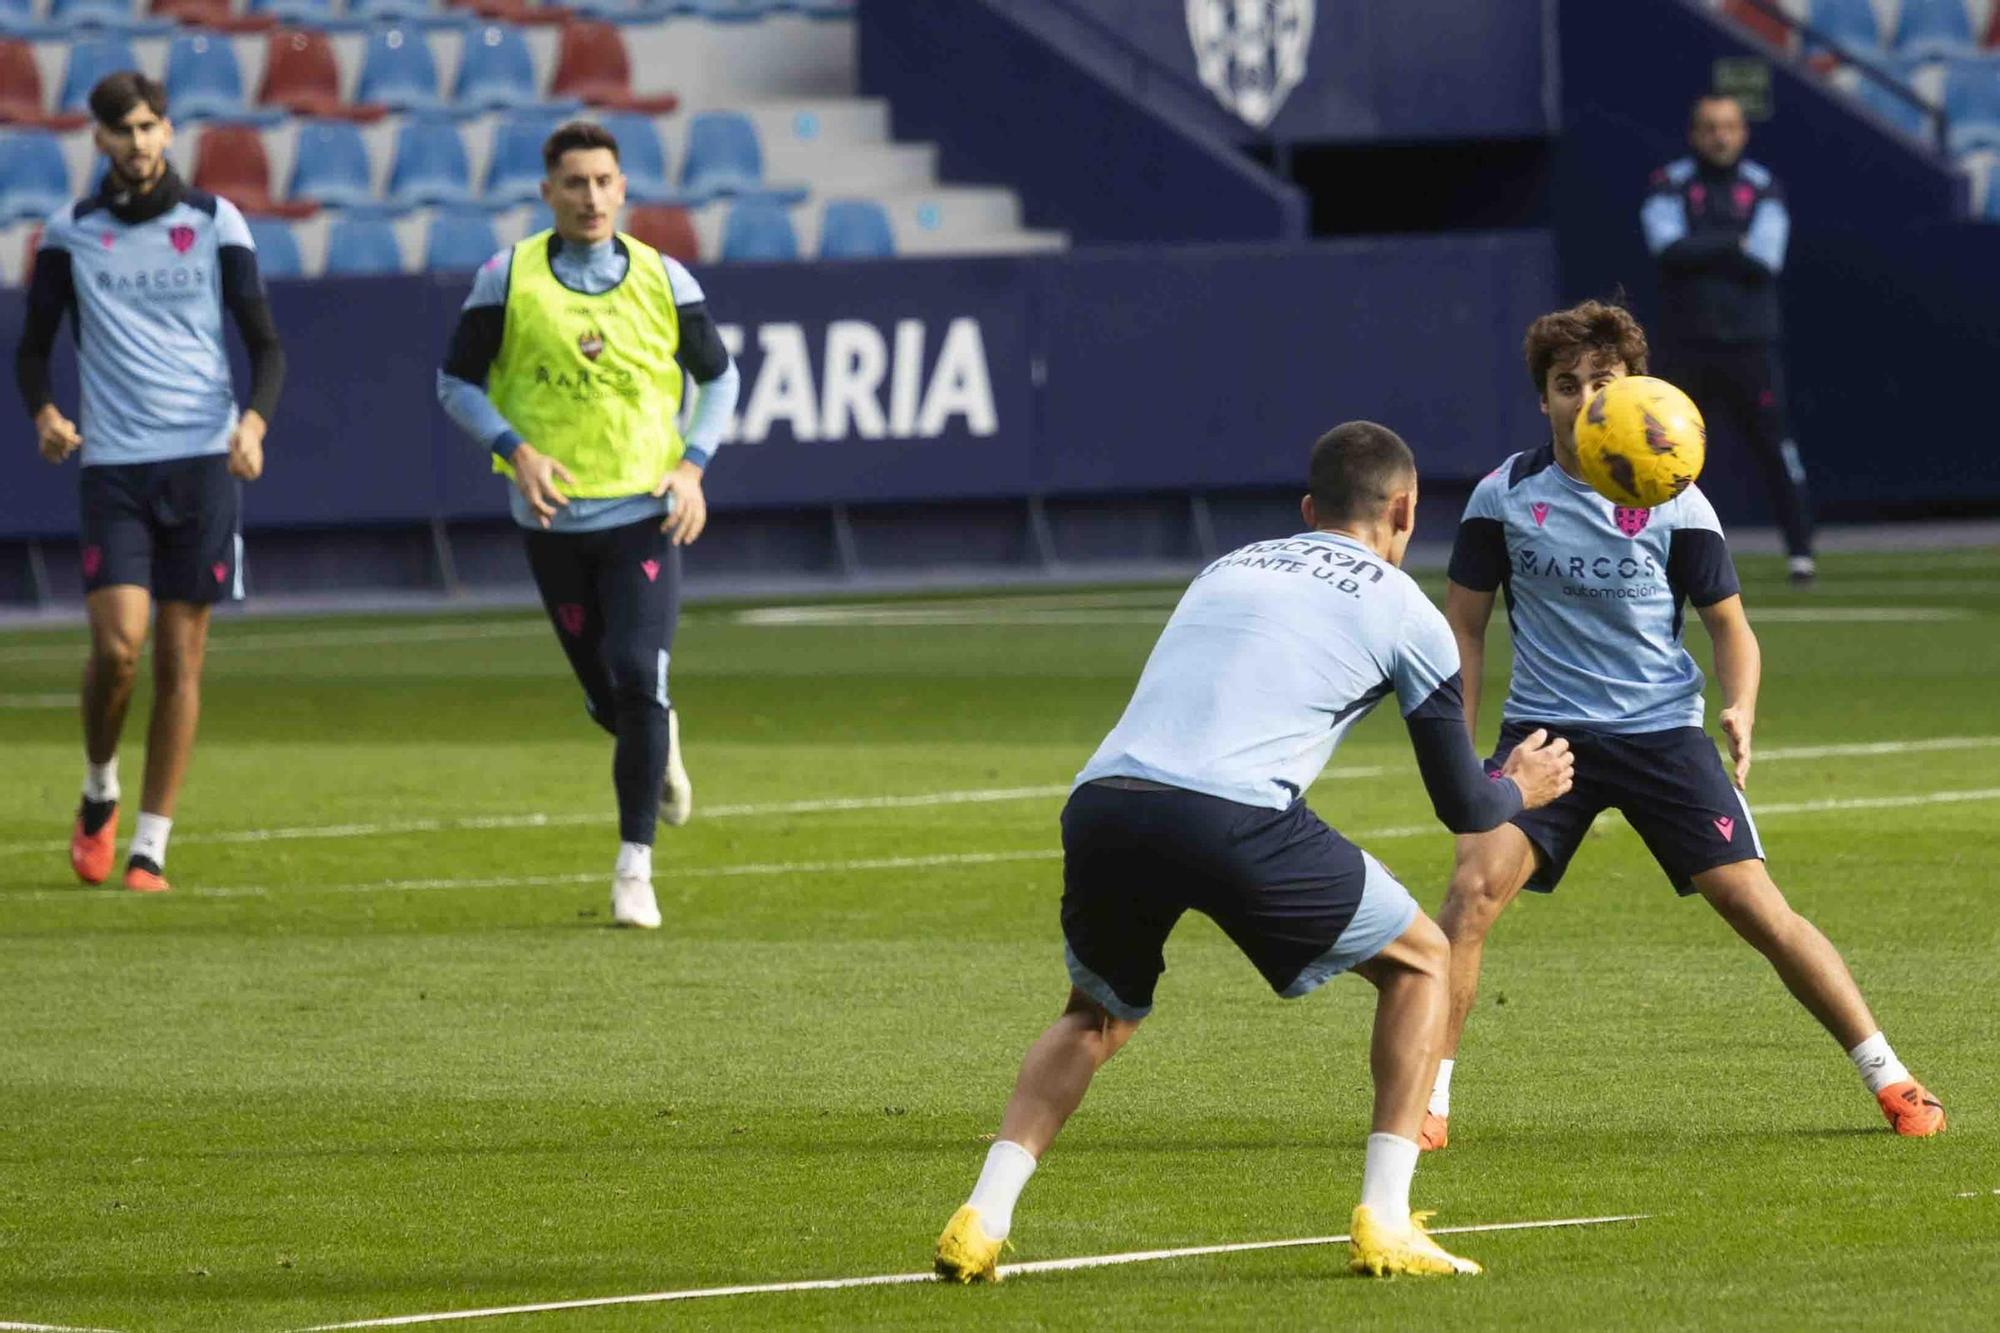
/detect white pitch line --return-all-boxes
[0,621,549,665]
[1954,1189,2000,1198]
[1748,607,1973,622]
[0,693,72,708]
[294,1213,1651,1329]
[1753,735,2000,762]
[0,1321,123,1332]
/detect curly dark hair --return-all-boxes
[1522,299,1649,395]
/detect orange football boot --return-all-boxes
[1418,1112,1449,1151]
[122,860,171,894]
[1876,1080,1945,1137]
[70,802,118,885]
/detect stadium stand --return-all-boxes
[549,18,680,113]
[1893,0,1979,58]
[58,34,139,112]
[322,209,404,273]
[191,121,316,215]
[816,195,892,257]
[245,211,303,274]
[624,200,697,259]
[286,118,379,207]
[163,30,279,122]
[0,130,70,222]
[385,114,475,207]
[354,24,446,112]
[258,27,384,119]
[422,204,497,269]
[717,194,796,259]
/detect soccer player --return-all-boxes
[933,423,1576,1283]
[13,72,285,894]
[436,121,739,931]
[1642,93,1815,584]
[1419,300,1943,1152]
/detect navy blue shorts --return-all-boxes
[78,455,242,604]
[1487,720,1764,895]
[1059,780,1420,1020]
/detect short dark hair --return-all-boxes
[1689,92,1743,129]
[542,121,620,173]
[88,71,168,129]
[1308,421,1417,523]
[1522,299,1649,394]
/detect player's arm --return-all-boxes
[1698,595,1761,790]
[1443,581,1496,738]
[217,204,285,481]
[1443,482,1508,739]
[1641,171,1761,276]
[651,256,740,546]
[1741,190,1789,277]
[436,255,572,527]
[13,227,81,463]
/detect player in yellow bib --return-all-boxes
[436,121,740,930]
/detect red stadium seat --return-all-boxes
[257,28,388,122]
[551,20,679,114]
[192,124,320,218]
[447,0,572,25]
[152,0,276,31]
[1986,1,2000,48]
[1722,0,1795,52]
[626,204,699,263]
[0,40,90,131]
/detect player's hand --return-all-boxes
[1500,727,1574,810]
[228,411,266,481]
[510,442,573,529]
[35,405,80,464]
[1719,705,1754,789]
[654,460,708,546]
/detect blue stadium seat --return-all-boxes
[58,34,138,113]
[245,216,304,278]
[324,213,406,274]
[1893,0,1977,60]
[454,23,544,112]
[423,207,499,271]
[817,197,893,258]
[1984,167,2000,221]
[483,109,561,205]
[719,197,797,261]
[791,0,855,15]
[349,0,443,19]
[1854,62,1934,139]
[246,0,336,23]
[692,0,782,19]
[1806,0,1884,63]
[165,32,279,123]
[1944,58,2000,153]
[0,130,72,224]
[0,0,36,28]
[387,116,476,207]
[680,110,803,204]
[47,0,172,31]
[597,111,671,201]
[355,25,445,112]
[287,119,377,207]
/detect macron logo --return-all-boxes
[1530,502,1549,527]
[1714,815,1736,841]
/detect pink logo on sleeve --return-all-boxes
[1713,815,1736,841]
[1530,502,1549,527]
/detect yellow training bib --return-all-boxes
[488,231,685,497]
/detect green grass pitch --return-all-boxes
[2,549,1996,1330]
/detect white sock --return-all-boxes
[1359,1132,1419,1221]
[84,757,120,804]
[615,842,652,880]
[1428,1058,1455,1118]
[1847,1031,1910,1095]
[130,812,172,868]
[966,1139,1037,1240]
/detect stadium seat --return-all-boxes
[1720,0,1794,53]
[792,0,854,16]
[287,119,378,207]
[58,34,140,113]
[245,214,303,277]
[1805,0,1884,67]
[152,0,276,32]
[259,27,387,121]
[48,0,174,32]
[355,25,446,112]
[350,0,447,21]
[246,0,337,23]
[447,0,571,26]
[323,213,406,274]
[1853,60,1935,139]
[0,39,90,129]
[165,31,279,122]
[0,130,73,224]
[1944,57,2000,152]
[192,123,319,217]
[596,110,671,200]
[453,23,544,110]
[0,0,35,29]
[718,197,797,261]
[549,20,679,113]
[1893,0,1977,60]
[691,0,781,19]
[817,197,893,258]
[483,109,562,204]
[423,206,498,270]
[624,202,696,261]
[386,116,476,207]
[680,110,804,203]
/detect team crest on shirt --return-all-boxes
[577,327,605,361]
[1612,506,1652,537]
[169,225,196,255]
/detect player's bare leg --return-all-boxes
[1347,913,1481,1276]
[71,586,150,884]
[936,989,1139,1282]
[1694,858,1943,1135]
[122,601,212,892]
[1424,824,1541,1148]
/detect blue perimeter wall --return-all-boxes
[0,234,1559,542]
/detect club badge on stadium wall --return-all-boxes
[1186,0,1313,130]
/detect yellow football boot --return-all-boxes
[934,1205,1006,1284]
[1348,1205,1483,1277]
